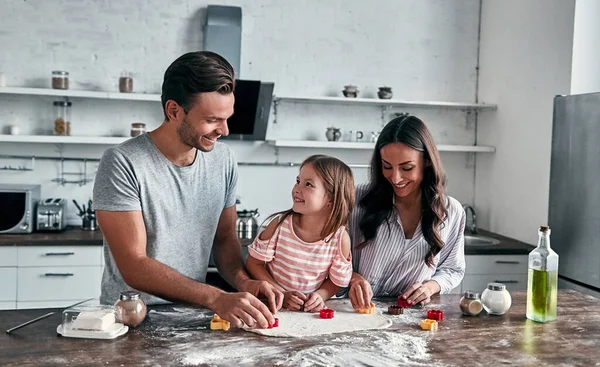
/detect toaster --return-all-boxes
[36,198,68,231]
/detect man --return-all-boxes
[93,51,283,329]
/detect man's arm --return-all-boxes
[211,205,250,290]
[96,210,223,307]
[97,209,276,328]
[212,205,284,312]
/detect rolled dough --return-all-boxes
[245,299,392,338]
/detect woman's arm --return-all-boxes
[429,205,466,293]
[402,201,467,305]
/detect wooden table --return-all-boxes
[1,290,598,366]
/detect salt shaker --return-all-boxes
[481,283,512,315]
[114,291,147,327]
[459,290,483,316]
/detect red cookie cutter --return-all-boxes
[397,296,410,308]
[319,308,335,319]
[427,309,444,321]
[267,318,279,329]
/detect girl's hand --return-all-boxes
[283,291,306,311]
[303,292,325,312]
[349,273,373,309]
[401,282,434,306]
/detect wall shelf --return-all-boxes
[0,88,496,110]
[0,87,160,102]
[0,134,129,145]
[267,140,496,153]
[273,95,497,110]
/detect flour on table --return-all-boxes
[244,299,392,337]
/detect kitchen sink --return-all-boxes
[464,234,501,246]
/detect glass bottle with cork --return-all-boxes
[526,225,559,322]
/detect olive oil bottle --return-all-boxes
[526,225,558,322]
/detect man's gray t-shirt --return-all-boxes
[93,134,237,305]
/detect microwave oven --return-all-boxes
[0,184,40,234]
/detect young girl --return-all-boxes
[246,154,355,312]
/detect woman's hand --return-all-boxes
[282,291,306,311]
[400,281,439,306]
[349,273,373,309]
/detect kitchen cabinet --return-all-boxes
[458,254,528,294]
[0,248,17,310]
[1,246,103,310]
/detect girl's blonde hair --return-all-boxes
[265,154,355,240]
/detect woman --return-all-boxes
[348,115,466,308]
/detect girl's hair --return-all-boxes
[264,154,355,240]
[358,115,448,266]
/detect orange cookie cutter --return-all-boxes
[357,302,376,314]
[210,314,231,331]
[420,319,438,331]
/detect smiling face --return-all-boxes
[291,163,331,215]
[380,142,426,199]
[176,91,234,152]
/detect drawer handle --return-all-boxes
[494,280,519,284]
[44,252,75,256]
[495,261,520,264]
[44,273,74,277]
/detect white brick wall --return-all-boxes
[0,0,481,223]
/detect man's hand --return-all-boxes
[349,273,373,309]
[303,292,325,312]
[208,291,275,329]
[238,279,284,313]
[283,291,306,311]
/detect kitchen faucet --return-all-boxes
[462,204,477,234]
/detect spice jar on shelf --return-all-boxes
[114,290,147,327]
[53,100,71,136]
[130,122,146,137]
[459,290,483,316]
[119,72,133,93]
[51,71,69,90]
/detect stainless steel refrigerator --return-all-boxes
[549,92,600,296]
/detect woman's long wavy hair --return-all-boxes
[358,115,448,266]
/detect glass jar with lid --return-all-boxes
[114,290,147,327]
[119,72,133,93]
[459,290,483,316]
[481,282,512,315]
[52,71,69,90]
[53,100,71,136]
[130,122,146,137]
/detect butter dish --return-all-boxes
[57,305,128,340]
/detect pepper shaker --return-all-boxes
[114,291,147,327]
[459,290,483,316]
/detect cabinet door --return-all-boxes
[17,266,101,301]
[0,247,17,266]
[465,255,528,275]
[17,300,87,310]
[18,246,102,267]
[462,273,528,293]
[0,268,17,301]
[0,302,16,310]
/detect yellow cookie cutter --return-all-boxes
[356,302,376,314]
[210,314,231,331]
[420,319,438,331]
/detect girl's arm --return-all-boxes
[245,217,286,293]
[246,256,286,293]
[304,231,352,312]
